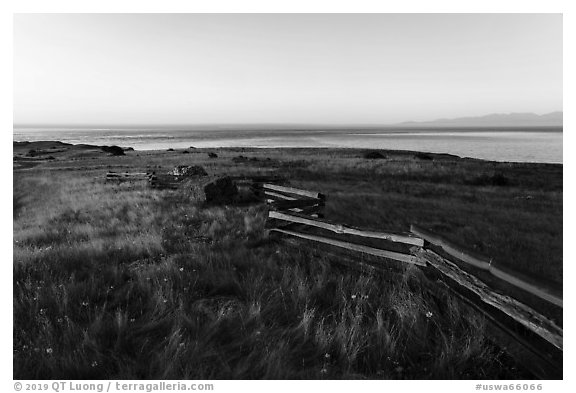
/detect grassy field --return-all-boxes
[13,142,561,379]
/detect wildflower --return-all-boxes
[109,286,114,289]
[320,368,328,374]
[425,311,433,318]
[351,294,357,300]
[81,301,89,307]
[91,361,98,367]
[46,348,53,354]
[57,318,63,323]
[164,278,168,282]
[324,353,331,359]
[179,267,184,272]
[130,318,135,323]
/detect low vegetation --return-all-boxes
[13,144,561,379]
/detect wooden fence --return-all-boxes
[262,183,563,380]
[411,225,562,308]
[106,171,183,189]
[106,171,286,191]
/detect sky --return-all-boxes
[13,13,563,126]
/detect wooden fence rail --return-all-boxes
[262,182,563,379]
[411,225,562,308]
[417,248,562,379]
[257,183,326,200]
[271,227,424,266]
[270,210,423,247]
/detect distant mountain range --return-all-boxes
[398,112,563,128]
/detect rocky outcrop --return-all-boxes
[171,165,208,178]
[203,176,238,204]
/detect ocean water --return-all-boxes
[13,127,563,164]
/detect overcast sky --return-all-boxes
[13,13,562,126]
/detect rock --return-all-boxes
[171,165,208,178]
[203,176,238,204]
[101,146,125,156]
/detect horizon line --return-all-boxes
[13,111,563,130]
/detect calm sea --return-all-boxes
[13,127,563,164]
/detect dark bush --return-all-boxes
[232,155,248,163]
[363,151,386,159]
[182,150,190,154]
[208,152,218,158]
[491,173,510,186]
[414,152,433,160]
[467,172,510,187]
[100,146,125,156]
[167,148,174,152]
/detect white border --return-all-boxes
[2,1,572,391]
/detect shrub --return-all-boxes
[101,146,125,156]
[414,152,433,160]
[363,151,386,159]
[467,172,510,187]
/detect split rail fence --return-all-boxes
[260,182,563,380]
[103,172,562,378]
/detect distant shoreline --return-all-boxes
[12,125,563,164]
[13,140,563,166]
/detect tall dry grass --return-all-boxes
[14,148,552,379]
